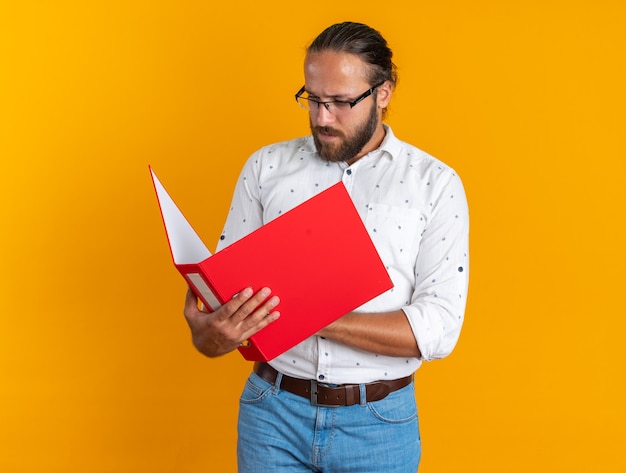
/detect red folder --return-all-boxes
[150,167,393,361]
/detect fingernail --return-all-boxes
[242,287,253,298]
[268,296,279,308]
[259,287,271,298]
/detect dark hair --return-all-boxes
[307,22,398,88]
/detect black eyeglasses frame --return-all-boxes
[294,82,385,112]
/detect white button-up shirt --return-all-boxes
[217,126,469,384]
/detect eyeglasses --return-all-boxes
[295,82,384,114]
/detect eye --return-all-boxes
[332,101,352,109]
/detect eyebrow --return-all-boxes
[304,89,353,101]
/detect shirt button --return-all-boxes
[318,374,325,381]
[346,169,352,175]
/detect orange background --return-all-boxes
[1,1,625,472]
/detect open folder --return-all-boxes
[150,167,393,362]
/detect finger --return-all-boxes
[184,288,199,318]
[240,295,281,327]
[240,303,281,341]
[239,287,273,316]
[216,286,255,320]
[224,286,271,320]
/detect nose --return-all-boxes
[312,102,335,127]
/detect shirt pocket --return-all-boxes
[364,203,424,268]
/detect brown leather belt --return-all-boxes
[253,362,413,407]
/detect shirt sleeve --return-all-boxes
[402,170,470,361]
[216,150,264,251]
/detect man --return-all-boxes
[184,22,469,472]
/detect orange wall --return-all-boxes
[1,1,625,472]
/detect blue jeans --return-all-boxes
[237,371,421,472]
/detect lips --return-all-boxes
[314,126,342,140]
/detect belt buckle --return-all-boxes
[310,380,338,407]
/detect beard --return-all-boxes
[310,101,379,163]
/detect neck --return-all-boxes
[347,123,386,165]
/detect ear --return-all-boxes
[376,81,393,109]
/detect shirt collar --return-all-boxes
[377,124,402,160]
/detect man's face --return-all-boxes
[304,51,388,164]
[310,100,378,164]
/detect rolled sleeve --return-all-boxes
[403,171,469,361]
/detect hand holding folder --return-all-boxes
[183,283,281,358]
[150,167,393,362]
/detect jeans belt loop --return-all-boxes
[273,371,283,395]
[359,383,367,406]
